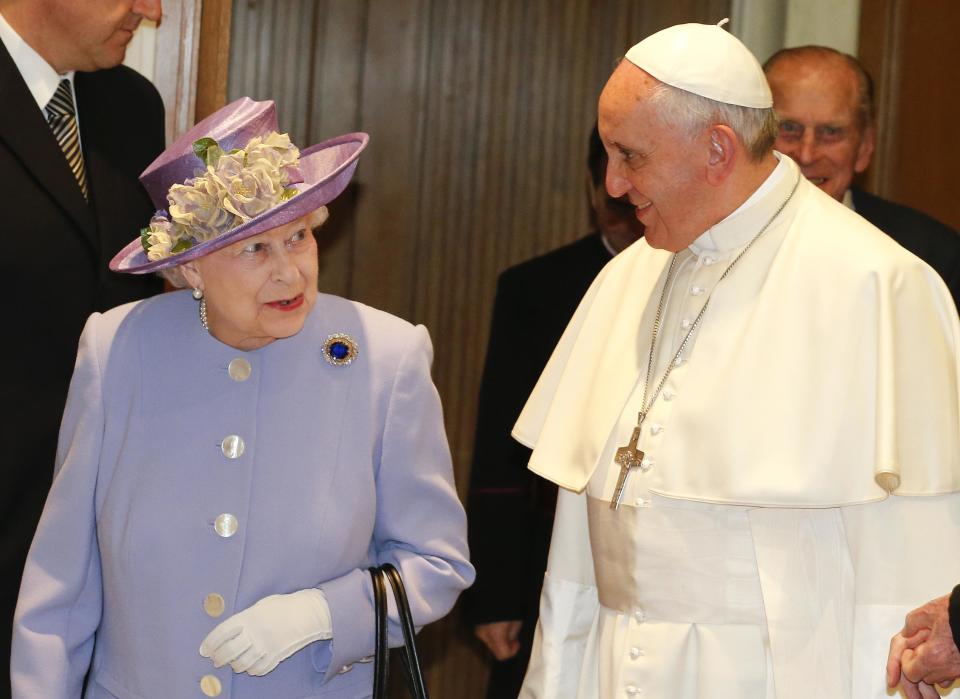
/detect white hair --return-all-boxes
[648,81,778,161]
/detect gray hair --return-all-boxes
[763,46,875,131]
[647,81,778,162]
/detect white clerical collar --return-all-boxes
[689,152,794,255]
[0,10,73,113]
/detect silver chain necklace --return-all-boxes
[610,173,801,509]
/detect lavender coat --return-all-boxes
[11,290,474,699]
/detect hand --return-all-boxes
[888,593,960,696]
[474,620,523,661]
[199,589,332,676]
[889,630,941,699]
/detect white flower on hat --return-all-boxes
[141,214,175,261]
[140,131,301,261]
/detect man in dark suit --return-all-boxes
[0,2,164,695]
[462,126,644,698]
[763,45,960,305]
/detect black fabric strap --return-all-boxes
[949,584,960,651]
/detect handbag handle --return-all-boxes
[369,563,430,699]
[371,565,389,698]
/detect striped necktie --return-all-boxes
[46,79,89,200]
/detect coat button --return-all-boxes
[203,593,226,617]
[228,358,252,382]
[200,674,222,697]
[214,514,238,538]
[221,435,245,459]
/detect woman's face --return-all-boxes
[183,209,326,351]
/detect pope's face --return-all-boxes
[598,63,711,252]
[187,210,325,351]
[766,56,874,202]
[37,0,162,72]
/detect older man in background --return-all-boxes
[516,21,960,699]
[764,45,960,306]
[0,2,164,696]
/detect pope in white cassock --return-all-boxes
[514,21,960,699]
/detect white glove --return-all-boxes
[199,588,333,676]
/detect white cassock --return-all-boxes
[515,154,960,699]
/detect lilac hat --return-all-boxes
[110,97,368,273]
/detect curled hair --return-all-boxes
[647,81,778,162]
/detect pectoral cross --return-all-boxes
[610,424,644,510]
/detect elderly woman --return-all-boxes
[11,98,473,699]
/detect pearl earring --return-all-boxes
[192,287,203,300]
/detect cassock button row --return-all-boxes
[634,608,646,623]
[200,674,222,697]
[650,424,663,435]
[204,593,225,617]
[629,646,645,659]
[635,497,650,508]
[639,458,653,472]
[228,358,252,382]
[690,286,705,296]
[702,256,716,266]
[680,318,692,329]
[626,685,642,695]
[221,435,245,459]
[663,389,674,401]
[214,513,238,538]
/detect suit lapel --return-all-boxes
[0,42,98,251]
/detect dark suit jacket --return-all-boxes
[852,187,960,307]
[0,41,164,697]
[462,232,613,698]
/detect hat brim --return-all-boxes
[110,132,369,274]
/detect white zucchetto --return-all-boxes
[624,19,773,109]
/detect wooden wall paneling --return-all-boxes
[858,0,960,230]
[349,0,429,319]
[153,0,202,142]
[397,4,487,696]
[308,0,367,300]
[856,0,898,196]
[886,3,959,230]
[195,0,233,121]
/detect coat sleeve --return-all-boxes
[315,324,475,680]
[520,487,600,698]
[11,314,106,699]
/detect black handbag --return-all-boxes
[370,563,430,699]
